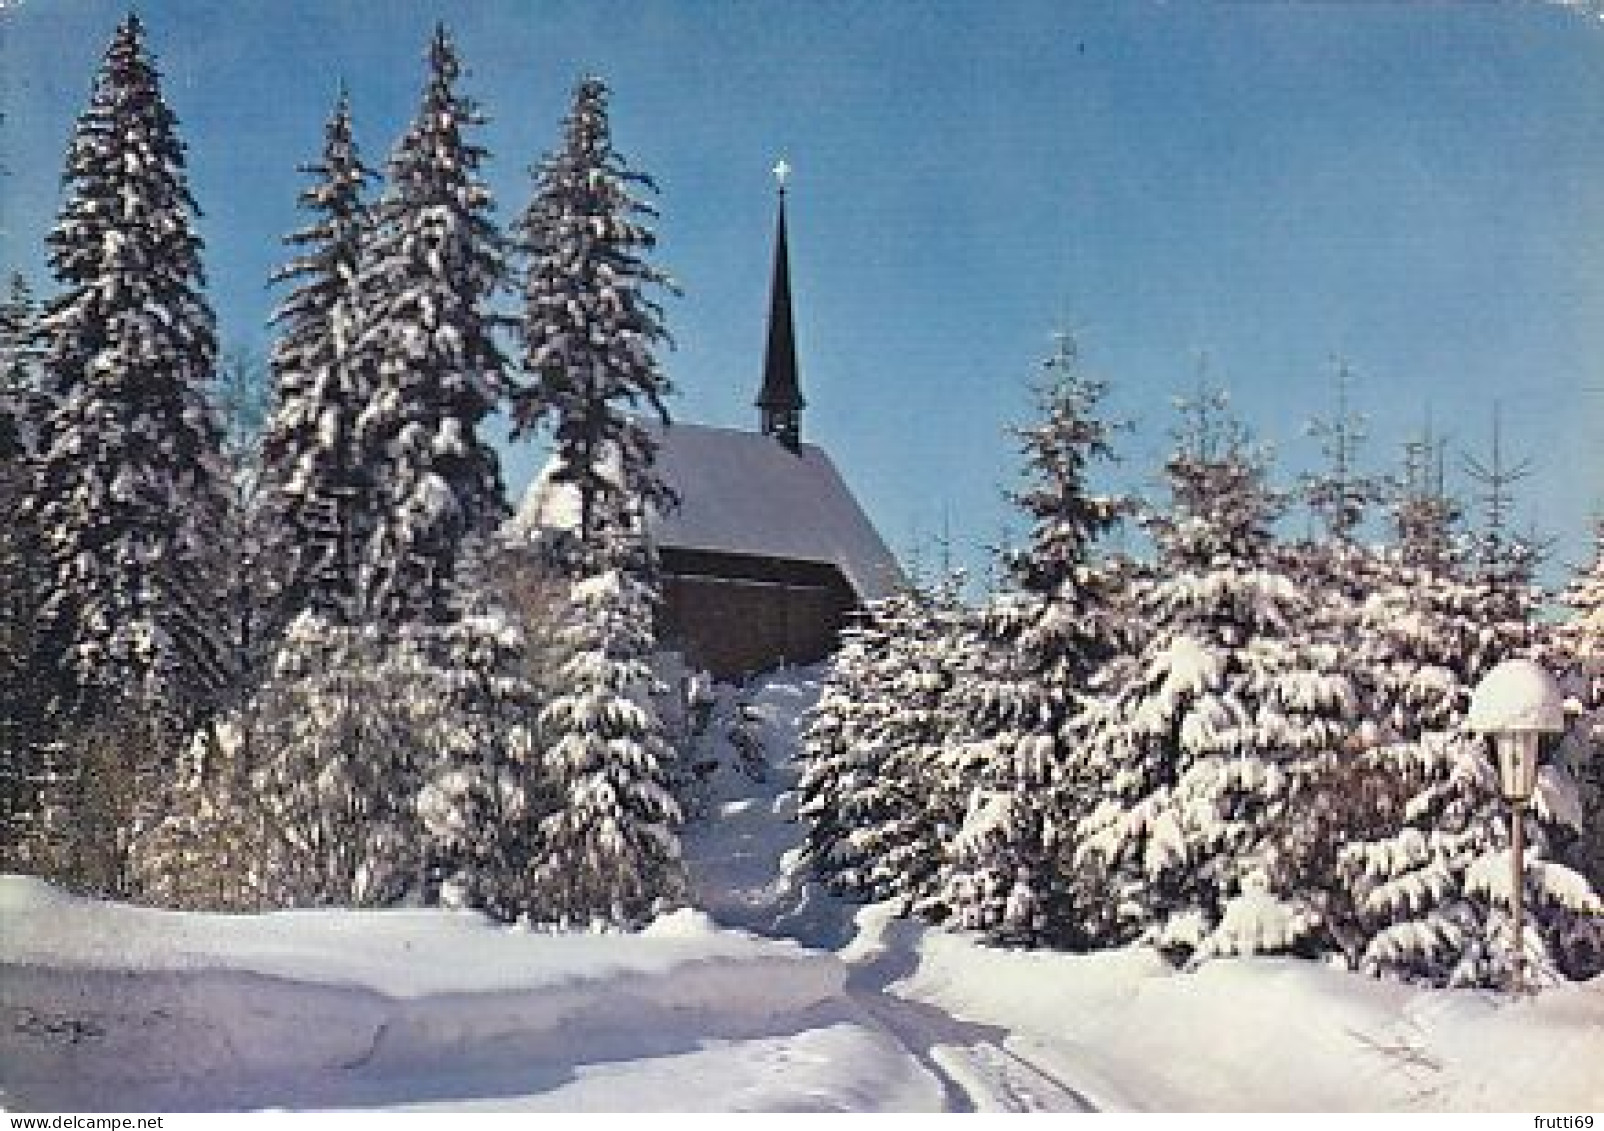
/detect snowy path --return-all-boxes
[678,668,1101,1113]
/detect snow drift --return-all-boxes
[844,903,1604,1112]
[0,877,935,1112]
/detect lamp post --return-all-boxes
[1467,658,1565,995]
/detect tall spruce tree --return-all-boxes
[512,75,676,555]
[511,75,681,926]
[32,14,228,717]
[0,273,48,871]
[938,334,1130,946]
[27,16,229,893]
[352,25,506,626]
[259,90,376,627]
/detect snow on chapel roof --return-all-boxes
[512,420,904,603]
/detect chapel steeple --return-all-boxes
[757,160,805,452]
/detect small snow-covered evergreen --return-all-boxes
[136,603,546,916]
[1556,520,1604,687]
[128,712,276,912]
[413,610,547,920]
[797,603,887,895]
[351,26,507,626]
[1074,390,1356,962]
[159,617,422,908]
[259,90,377,628]
[512,75,676,554]
[797,579,958,908]
[938,335,1130,946]
[529,552,684,927]
[1547,520,1604,949]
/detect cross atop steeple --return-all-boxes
[757,158,804,451]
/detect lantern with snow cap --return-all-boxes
[1468,658,1565,804]
[1467,657,1565,993]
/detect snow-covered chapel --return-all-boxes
[517,171,902,678]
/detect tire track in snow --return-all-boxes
[844,981,1097,1113]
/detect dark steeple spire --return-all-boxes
[758,160,804,451]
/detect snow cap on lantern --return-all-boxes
[1467,658,1564,803]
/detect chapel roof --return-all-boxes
[513,419,903,603]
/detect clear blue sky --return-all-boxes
[4,1,1602,584]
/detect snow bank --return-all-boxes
[0,874,811,998]
[848,904,1604,1112]
[0,876,940,1112]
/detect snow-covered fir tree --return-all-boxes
[0,273,48,872]
[528,544,684,927]
[1557,519,1604,681]
[30,13,229,722]
[1456,418,1598,982]
[507,73,684,927]
[1462,407,1545,656]
[938,334,1131,946]
[0,273,42,462]
[1286,358,1383,666]
[259,89,376,628]
[797,577,961,909]
[1554,520,1604,894]
[797,602,886,895]
[512,75,676,555]
[1336,433,1601,986]
[1337,434,1496,979]
[23,17,229,893]
[352,25,506,626]
[1074,387,1356,962]
[413,607,547,921]
[227,616,425,908]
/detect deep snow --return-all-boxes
[0,877,940,1111]
[3,667,1601,1112]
